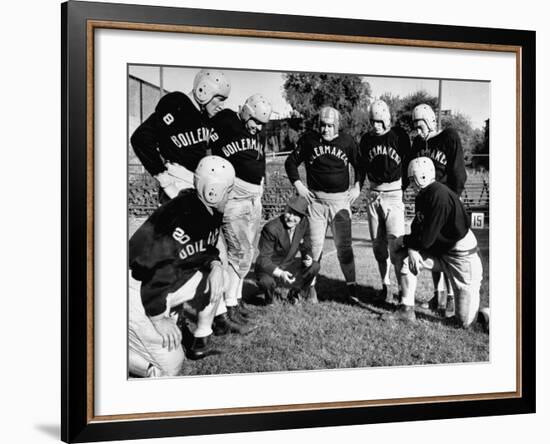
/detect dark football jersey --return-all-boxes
[129,189,222,316]
[210,109,265,185]
[130,91,214,176]
[411,128,467,196]
[404,181,470,254]
[285,131,359,193]
[358,127,411,186]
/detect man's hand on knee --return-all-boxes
[293,180,315,205]
[150,316,182,351]
[408,249,426,275]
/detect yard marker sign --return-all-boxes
[471,212,485,229]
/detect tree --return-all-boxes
[282,73,372,140]
[472,118,489,170]
[469,128,485,167]
[378,92,403,125]
[441,112,476,166]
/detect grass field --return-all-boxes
[129,218,489,376]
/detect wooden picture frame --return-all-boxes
[61,1,535,442]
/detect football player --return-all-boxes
[391,157,485,329]
[128,156,235,377]
[210,94,272,322]
[410,104,467,315]
[285,106,360,303]
[131,70,251,355]
[130,69,231,202]
[358,100,411,304]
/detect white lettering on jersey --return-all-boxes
[170,127,211,149]
[172,226,220,260]
[367,144,401,163]
[206,229,220,245]
[179,240,207,260]
[221,138,264,158]
[172,227,191,244]
[419,147,447,166]
[309,144,349,166]
[163,113,175,125]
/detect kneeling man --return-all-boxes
[255,196,320,304]
[392,157,484,329]
[128,156,235,377]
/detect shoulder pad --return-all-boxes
[155,91,194,115]
[442,127,460,138]
[211,109,238,127]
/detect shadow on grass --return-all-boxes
[242,273,383,308]
[316,274,377,303]
[210,269,477,331]
[242,277,266,306]
[414,308,465,328]
[314,274,478,331]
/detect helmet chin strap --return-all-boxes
[196,193,215,214]
[189,91,205,113]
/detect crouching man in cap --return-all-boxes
[255,195,321,304]
[390,157,486,329]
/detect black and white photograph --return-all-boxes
[54,0,537,442]
[127,65,491,378]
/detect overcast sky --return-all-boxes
[129,65,490,129]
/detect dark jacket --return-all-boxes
[403,181,470,255]
[255,215,312,276]
[410,128,467,196]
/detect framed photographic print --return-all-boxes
[61,0,535,442]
